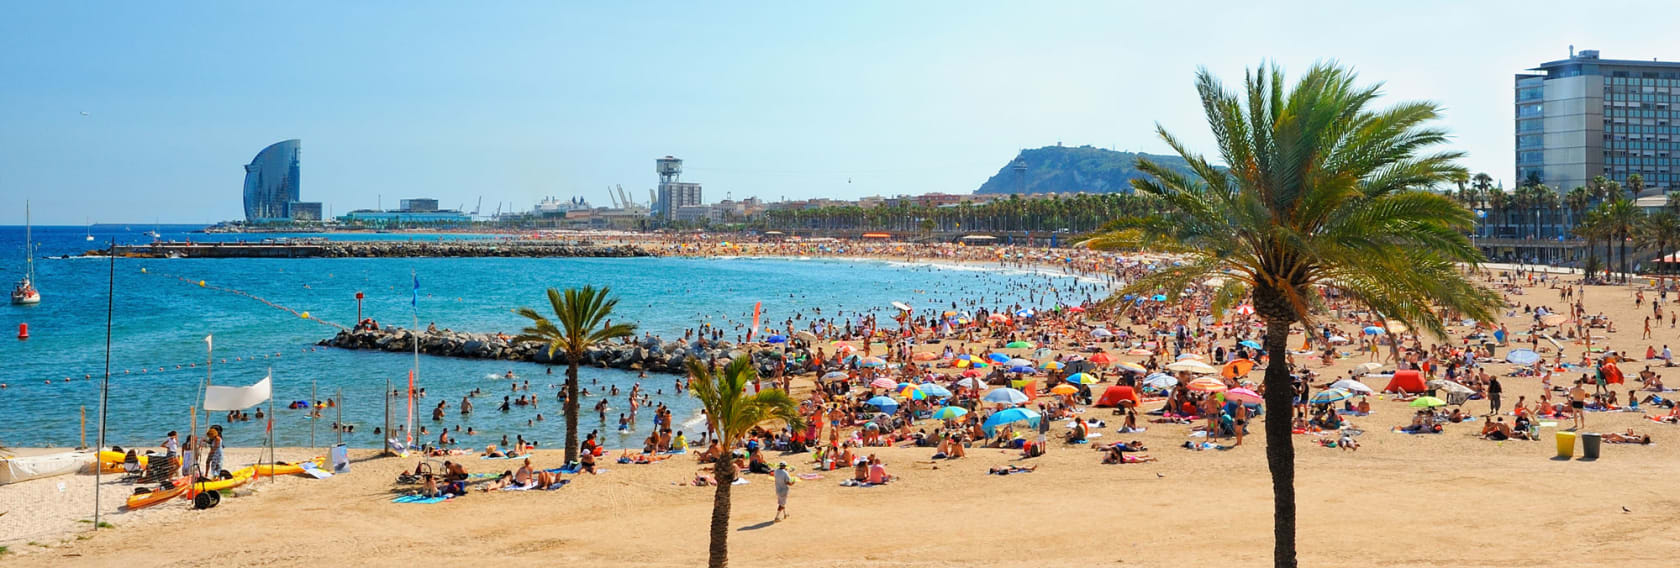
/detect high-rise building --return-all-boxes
[242,139,303,222]
[653,155,702,220]
[1516,49,1680,195]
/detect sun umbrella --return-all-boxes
[1067,306,1086,313]
[1166,360,1218,374]
[892,301,913,311]
[1008,365,1037,374]
[960,369,982,378]
[1091,328,1113,338]
[832,341,855,349]
[982,388,1029,404]
[1151,294,1168,302]
[987,314,1011,324]
[1356,362,1384,373]
[1007,358,1033,367]
[987,353,1011,364]
[1363,326,1384,335]
[866,396,899,413]
[1063,372,1097,384]
[860,357,887,368]
[1175,353,1203,360]
[982,407,1041,434]
[1225,387,1263,404]
[1032,347,1055,359]
[913,352,938,361]
[1221,359,1255,379]
[821,371,849,381]
[1014,310,1034,320]
[1005,341,1035,349]
[1142,373,1177,389]
[794,331,819,343]
[1090,352,1114,365]
[955,377,985,388]
[898,385,928,400]
[931,406,968,420]
[1385,321,1409,334]
[1050,384,1079,395]
[1127,348,1152,356]
[1506,349,1541,366]
[1428,380,1474,395]
[765,334,788,344]
[918,383,952,398]
[869,377,897,389]
[1328,335,1349,344]
[1238,340,1262,349]
[1186,377,1228,392]
[1409,396,1448,408]
[1309,388,1352,404]
[1042,361,1064,371]
[1116,361,1147,373]
[1539,313,1569,326]
[1329,379,1374,394]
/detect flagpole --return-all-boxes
[408,270,418,452]
[94,238,114,531]
[203,335,214,437]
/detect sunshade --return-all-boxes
[1225,387,1263,404]
[869,378,897,389]
[892,301,912,311]
[1506,349,1541,366]
[821,371,849,381]
[1091,328,1114,338]
[1142,373,1178,389]
[860,357,887,368]
[1363,326,1384,335]
[1329,379,1374,394]
[765,335,787,344]
[987,353,1011,364]
[982,407,1041,434]
[1050,384,1079,395]
[1042,361,1064,371]
[1310,388,1352,404]
[897,385,927,400]
[1409,396,1448,408]
[1356,362,1384,373]
[1116,362,1147,373]
[1005,341,1035,349]
[1221,359,1255,379]
[1063,372,1097,384]
[1089,352,1114,364]
[1539,313,1569,326]
[1427,380,1474,395]
[865,396,899,412]
[931,406,968,420]
[1166,360,1218,374]
[982,388,1029,404]
[918,383,952,398]
[1238,340,1262,349]
[1186,377,1228,392]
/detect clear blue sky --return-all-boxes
[2,0,1676,224]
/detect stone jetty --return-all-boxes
[318,326,792,376]
[98,240,652,259]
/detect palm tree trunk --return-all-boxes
[708,458,737,568]
[1621,237,1630,282]
[1260,315,1298,568]
[565,360,581,463]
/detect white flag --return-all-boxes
[204,373,271,411]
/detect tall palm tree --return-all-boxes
[1083,62,1499,568]
[686,356,803,568]
[1638,212,1680,275]
[513,286,637,462]
[1601,197,1642,282]
[1576,209,1606,273]
[1566,186,1591,227]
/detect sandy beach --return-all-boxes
[3,261,1680,567]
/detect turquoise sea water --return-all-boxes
[0,225,1099,451]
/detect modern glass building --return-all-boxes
[243,139,302,222]
[1516,49,1680,195]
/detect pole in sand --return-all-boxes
[94,238,114,531]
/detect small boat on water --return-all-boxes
[11,201,41,305]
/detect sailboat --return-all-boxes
[12,201,41,305]
[86,218,94,241]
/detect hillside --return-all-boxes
[974,145,1205,194]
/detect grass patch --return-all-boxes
[26,542,41,547]
[97,521,114,529]
[0,545,10,556]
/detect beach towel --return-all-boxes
[480,455,518,460]
[544,479,571,490]
[797,473,824,481]
[392,495,449,504]
[504,481,538,491]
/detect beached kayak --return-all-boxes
[0,450,94,485]
[252,457,323,477]
[125,478,188,510]
[97,450,149,473]
[186,468,254,498]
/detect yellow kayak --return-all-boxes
[253,457,323,477]
[186,469,253,498]
[98,450,150,473]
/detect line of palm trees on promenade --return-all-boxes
[753,192,1155,235]
[1448,171,1680,280]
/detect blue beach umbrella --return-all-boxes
[1009,365,1037,374]
[1063,372,1097,384]
[765,335,787,344]
[1506,349,1541,366]
[866,396,899,413]
[1363,326,1385,335]
[918,383,953,398]
[1239,340,1262,349]
[1151,294,1168,302]
[1310,388,1352,405]
[982,388,1029,404]
[987,353,1011,364]
[983,407,1042,435]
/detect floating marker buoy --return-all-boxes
[301,311,310,319]
[17,323,27,340]
[140,267,147,273]
[198,280,206,287]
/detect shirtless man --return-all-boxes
[1569,380,1589,431]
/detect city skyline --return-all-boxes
[4,1,1680,224]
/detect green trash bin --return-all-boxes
[1581,432,1602,459]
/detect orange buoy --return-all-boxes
[17,323,27,340]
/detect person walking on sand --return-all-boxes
[1488,376,1503,416]
[1569,380,1589,431]
[773,461,796,521]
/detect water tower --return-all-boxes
[657,156,683,184]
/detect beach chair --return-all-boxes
[139,456,175,485]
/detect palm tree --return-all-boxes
[686,356,803,568]
[1083,62,1500,568]
[1566,186,1591,227]
[513,286,637,463]
[1576,209,1605,271]
[1638,212,1680,275]
[1601,197,1642,282]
